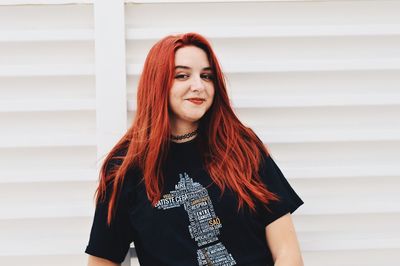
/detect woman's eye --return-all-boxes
[175,73,214,81]
[175,73,189,80]
[201,73,214,80]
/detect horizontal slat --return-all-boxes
[0,99,95,112]
[0,134,96,148]
[295,213,400,251]
[225,71,400,96]
[298,199,400,215]
[0,41,94,65]
[126,0,304,2]
[0,64,94,77]
[238,106,400,143]
[0,255,88,266]
[268,139,400,160]
[125,1,400,29]
[0,146,96,173]
[0,5,93,31]
[0,29,94,42]
[299,231,400,251]
[0,217,92,256]
[257,128,400,143]
[0,0,289,4]
[290,176,400,197]
[0,218,136,260]
[303,249,400,266]
[0,169,97,183]
[267,141,400,179]
[0,181,96,219]
[0,76,95,101]
[293,213,400,234]
[294,177,400,215]
[0,0,92,4]
[127,0,399,2]
[291,177,400,200]
[0,111,96,148]
[212,59,400,72]
[127,24,400,40]
[237,106,400,129]
[284,163,400,179]
[0,199,91,220]
[230,93,400,108]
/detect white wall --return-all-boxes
[0,1,399,265]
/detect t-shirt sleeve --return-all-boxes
[257,152,304,226]
[85,175,133,263]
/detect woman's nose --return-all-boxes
[190,76,205,91]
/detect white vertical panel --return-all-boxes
[94,0,127,160]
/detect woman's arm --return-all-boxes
[265,213,303,266]
[88,255,119,266]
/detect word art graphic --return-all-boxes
[156,172,236,266]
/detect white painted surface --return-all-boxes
[94,0,127,159]
[0,1,399,266]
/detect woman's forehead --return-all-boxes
[174,46,210,68]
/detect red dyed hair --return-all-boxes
[96,32,279,225]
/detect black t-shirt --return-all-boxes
[85,137,303,265]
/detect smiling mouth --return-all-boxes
[187,98,205,105]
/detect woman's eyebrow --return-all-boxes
[175,65,212,71]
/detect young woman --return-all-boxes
[85,33,304,266]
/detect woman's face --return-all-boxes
[168,46,215,127]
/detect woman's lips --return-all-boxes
[188,99,204,105]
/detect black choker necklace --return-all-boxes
[171,129,198,141]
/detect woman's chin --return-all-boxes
[182,113,205,123]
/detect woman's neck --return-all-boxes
[170,120,198,143]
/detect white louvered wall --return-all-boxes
[0,1,399,266]
[0,2,98,266]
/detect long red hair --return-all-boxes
[96,32,279,225]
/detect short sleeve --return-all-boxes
[85,177,134,263]
[257,153,304,226]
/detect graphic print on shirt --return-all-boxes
[155,172,237,266]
